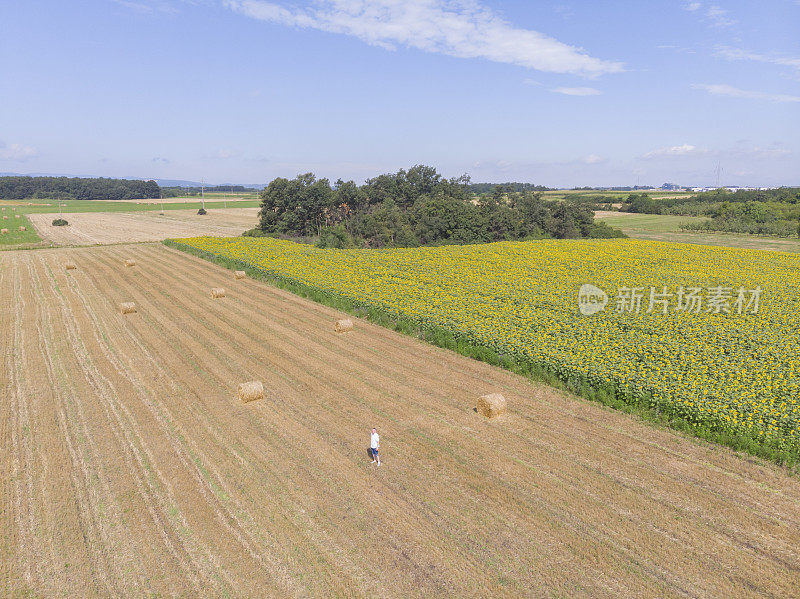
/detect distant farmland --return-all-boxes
[27,207,259,245]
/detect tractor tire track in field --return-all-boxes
[36,255,210,596]
[10,256,111,595]
[81,247,374,597]
[64,250,296,597]
[1,243,799,598]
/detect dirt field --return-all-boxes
[27,208,259,245]
[2,244,799,597]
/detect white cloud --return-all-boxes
[551,86,601,96]
[224,0,624,77]
[582,154,604,164]
[716,47,800,71]
[0,141,38,161]
[692,83,800,103]
[683,3,736,27]
[643,144,705,159]
[705,5,735,28]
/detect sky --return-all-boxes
[1,0,798,187]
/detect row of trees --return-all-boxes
[622,188,800,215]
[468,182,551,194]
[161,184,255,197]
[254,166,624,248]
[0,176,160,201]
[621,188,800,237]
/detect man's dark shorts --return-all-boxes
[370,448,379,458]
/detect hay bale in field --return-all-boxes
[19,226,25,231]
[1,229,7,235]
[15,215,20,218]
[238,381,264,403]
[334,318,354,333]
[211,287,226,298]
[234,270,246,280]
[2,216,6,220]
[124,259,136,267]
[119,302,137,314]
[64,262,77,270]
[476,393,506,418]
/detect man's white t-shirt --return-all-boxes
[371,432,380,449]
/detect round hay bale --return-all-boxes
[2,216,7,220]
[15,215,20,218]
[19,226,25,231]
[334,318,354,333]
[238,381,264,403]
[124,259,136,267]
[211,287,226,299]
[119,302,137,315]
[476,393,506,418]
[1,229,8,235]
[64,262,77,270]
[234,270,246,280]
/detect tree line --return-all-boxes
[621,188,800,237]
[161,184,256,197]
[468,182,551,194]
[0,176,160,201]
[252,165,624,248]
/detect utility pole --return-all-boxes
[160,189,164,215]
[201,179,206,211]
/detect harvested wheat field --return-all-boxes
[1,243,799,598]
[27,207,259,245]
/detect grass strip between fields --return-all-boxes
[0,212,41,247]
[164,239,800,472]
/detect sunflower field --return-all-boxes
[173,236,800,454]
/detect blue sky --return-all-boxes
[1,0,798,187]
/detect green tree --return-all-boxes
[258,173,334,236]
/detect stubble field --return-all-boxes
[1,243,799,597]
[26,207,259,245]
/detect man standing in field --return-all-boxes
[370,428,381,466]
